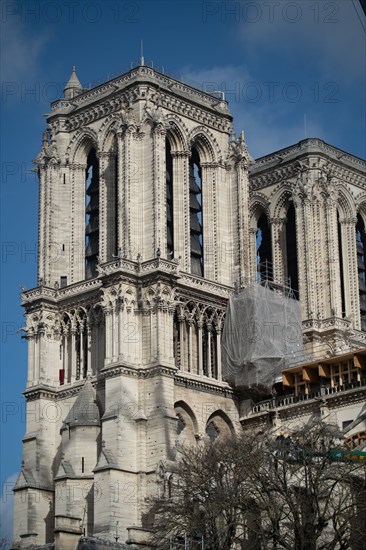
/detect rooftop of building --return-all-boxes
[49,61,231,120]
[249,137,366,175]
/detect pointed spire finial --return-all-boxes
[64,66,82,99]
[140,39,145,65]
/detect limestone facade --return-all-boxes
[12,65,366,549]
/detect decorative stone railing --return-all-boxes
[51,65,226,112]
[250,378,366,415]
[21,278,102,305]
[178,273,232,298]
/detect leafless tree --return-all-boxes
[147,420,366,549]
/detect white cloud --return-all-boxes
[0,472,17,548]
[0,19,49,82]
[235,0,365,86]
[178,63,331,157]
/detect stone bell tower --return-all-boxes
[12,64,251,548]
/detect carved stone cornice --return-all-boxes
[23,385,58,401]
[174,374,234,397]
[339,217,358,225]
[250,139,366,192]
[49,69,232,136]
[171,150,190,159]
[100,363,177,380]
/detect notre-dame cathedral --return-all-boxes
[12,64,366,549]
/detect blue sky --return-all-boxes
[1,0,365,542]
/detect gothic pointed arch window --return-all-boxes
[285,202,299,298]
[85,148,99,279]
[337,212,346,317]
[256,212,272,282]
[166,138,174,258]
[356,215,366,330]
[189,147,204,276]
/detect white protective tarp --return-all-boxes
[222,285,303,389]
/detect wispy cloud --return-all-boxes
[235,0,365,86]
[179,64,331,157]
[0,19,49,82]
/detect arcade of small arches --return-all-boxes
[24,293,227,388]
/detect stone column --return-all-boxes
[206,323,212,378]
[236,158,250,285]
[324,194,342,318]
[61,331,67,383]
[249,227,258,282]
[99,151,116,263]
[292,192,310,315]
[187,318,193,373]
[216,323,222,382]
[197,320,203,377]
[152,124,167,256]
[342,218,359,326]
[70,164,86,283]
[117,131,124,252]
[37,165,46,284]
[172,151,190,271]
[112,306,118,362]
[34,330,41,385]
[27,333,35,386]
[178,315,185,371]
[201,162,218,281]
[270,218,286,284]
[79,321,84,378]
[123,125,136,259]
[86,324,92,376]
[104,308,112,364]
[118,302,125,359]
[71,328,76,383]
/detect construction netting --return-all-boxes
[222,285,303,389]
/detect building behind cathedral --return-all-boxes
[12,64,366,549]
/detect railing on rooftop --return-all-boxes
[250,378,366,414]
[81,59,221,97]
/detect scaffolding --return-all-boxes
[222,263,304,389]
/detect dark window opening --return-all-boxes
[286,203,299,298]
[206,421,219,441]
[337,213,346,317]
[85,149,99,279]
[256,213,272,283]
[114,151,118,257]
[81,457,84,473]
[173,313,181,368]
[189,148,203,277]
[166,139,174,258]
[356,215,366,331]
[60,276,67,288]
[176,414,185,435]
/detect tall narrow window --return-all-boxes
[356,215,366,330]
[166,139,174,258]
[256,213,272,282]
[114,149,118,257]
[286,203,299,298]
[189,148,203,277]
[85,149,99,279]
[337,213,346,317]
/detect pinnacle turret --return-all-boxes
[64,65,82,99]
